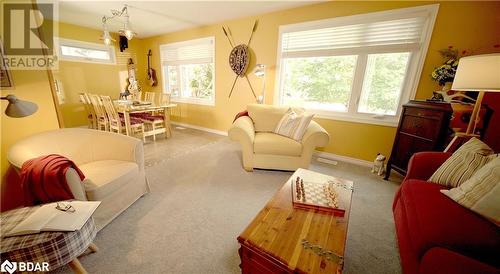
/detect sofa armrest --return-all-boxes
[65,168,88,201]
[420,247,500,274]
[91,131,145,172]
[228,116,255,145]
[301,121,330,148]
[405,152,452,181]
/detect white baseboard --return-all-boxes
[171,121,371,168]
[171,121,228,136]
[314,151,372,168]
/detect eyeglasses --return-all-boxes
[56,202,75,213]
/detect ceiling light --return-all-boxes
[101,5,137,45]
[100,22,115,45]
[119,14,136,40]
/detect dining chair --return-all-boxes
[144,92,156,104]
[79,93,96,129]
[100,95,145,142]
[158,93,171,106]
[88,94,109,131]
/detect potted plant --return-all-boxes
[431,46,468,91]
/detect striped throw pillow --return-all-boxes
[441,155,500,225]
[428,138,494,187]
[274,108,314,141]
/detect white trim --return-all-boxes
[314,151,372,168]
[274,4,439,126]
[171,121,228,136]
[55,38,116,65]
[170,96,216,106]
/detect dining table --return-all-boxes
[114,100,177,138]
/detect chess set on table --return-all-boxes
[291,176,354,217]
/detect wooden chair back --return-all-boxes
[88,94,106,119]
[144,92,156,104]
[158,93,171,106]
[100,95,120,123]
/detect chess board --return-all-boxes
[292,176,354,217]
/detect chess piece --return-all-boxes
[300,179,305,201]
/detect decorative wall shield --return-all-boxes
[223,20,259,99]
[229,44,250,77]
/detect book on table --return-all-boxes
[4,201,101,237]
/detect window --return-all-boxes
[276,5,439,126]
[160,37,215,105]
[57,38,116,64]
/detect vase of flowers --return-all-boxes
[431,46,468,88]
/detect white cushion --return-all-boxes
[80,160,139,200]
[441,155,500,224]
[428,138,494,187]
[274,108,314,141]
[254,133,302,157]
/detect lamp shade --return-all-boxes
[2,95,38,118]
[253,64,266,78]
[451,53,500,92]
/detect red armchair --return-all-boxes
[393,152,500,274]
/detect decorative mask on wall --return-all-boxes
[222,20,259,99]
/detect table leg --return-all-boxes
[68,258,88,274]
[124,111,131,136]
[88,243,99,253]
[163,107,172,138]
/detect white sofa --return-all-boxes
[8,128,150,230]
[229,104,330,171]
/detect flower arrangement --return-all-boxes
[431,46,469,86]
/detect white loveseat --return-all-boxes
[229,104,330,171]
[8,128,150,230]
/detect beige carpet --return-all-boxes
[54,128,403,274]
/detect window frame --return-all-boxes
[56,38,116,65]
[159,37,216,106]
[274,4,439,127]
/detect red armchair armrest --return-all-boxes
[405,152,452,181]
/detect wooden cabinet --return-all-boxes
[385,101,452,180]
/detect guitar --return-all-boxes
[147,49,158,87]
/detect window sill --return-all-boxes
[310,110,399,127]
[170,97,215,106]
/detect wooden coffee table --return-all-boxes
[238,168,353,274]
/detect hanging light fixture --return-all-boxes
[101,5,136,45]
[119,13,136,40]
[100,20,115,45]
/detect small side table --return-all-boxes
[0,206,98,274]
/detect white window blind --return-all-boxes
[281,11,430,58]
[160,37,214,65]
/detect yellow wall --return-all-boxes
[0,3,61,208]
[138,1,500,161]
[53,22,143,127]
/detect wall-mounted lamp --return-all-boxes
[1,95,38,118]
[253,64,266,104]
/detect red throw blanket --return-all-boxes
[20,154,85,206]
[233,110,249,123]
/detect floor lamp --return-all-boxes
[445,53,500,151]
[253,64,266,104]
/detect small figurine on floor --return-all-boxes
[371,153,386,176]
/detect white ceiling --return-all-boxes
[58,1,321,38]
